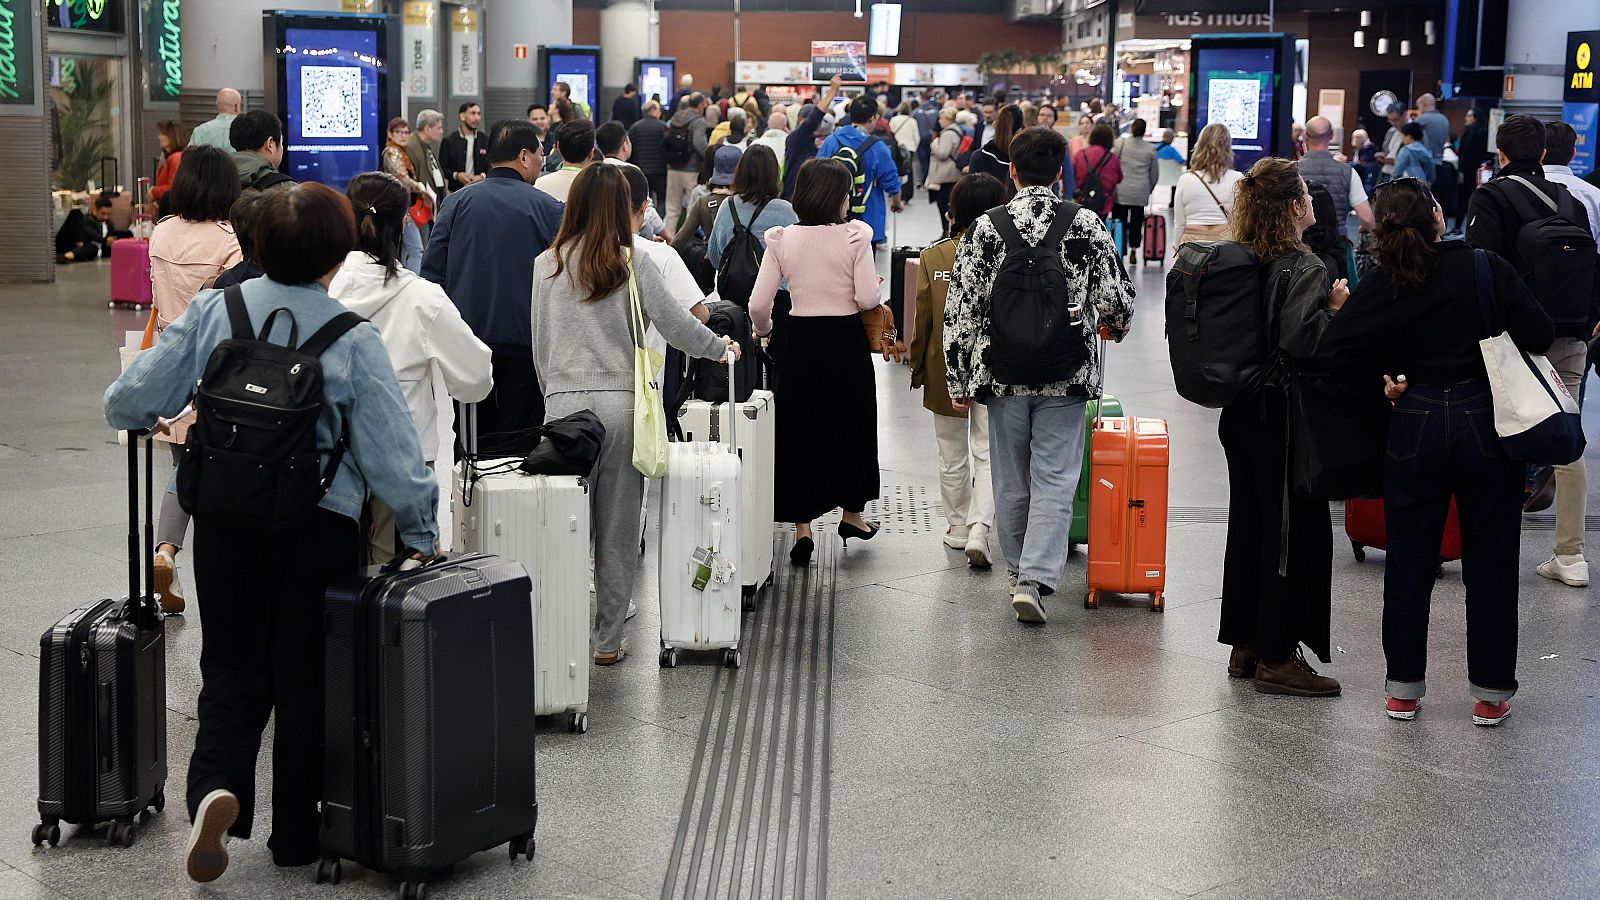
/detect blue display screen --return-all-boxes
[548,52,599,122]
[282,27,383,191]
[1193,46,1278,172]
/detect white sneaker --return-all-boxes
[185,789,239,883]
[153,549,186,614]
[1537,554,1589,587]
[964,524,992,568]
[626,600,639,620]
[1012,580,1047,624]
[942,525,970,550]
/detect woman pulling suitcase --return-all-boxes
[747,158,899,566]
[104,183,440,884]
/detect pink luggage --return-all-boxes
[109,239,153,308]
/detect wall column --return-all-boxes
[599,0,653,117]
[483,0,571,123]
[1502,0,1600,116]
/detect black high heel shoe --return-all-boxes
[837,521,880,546]
[790,536,815,566]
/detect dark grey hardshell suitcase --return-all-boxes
[35,435,168,848]
[319,554,538,897]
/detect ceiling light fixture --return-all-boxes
[1354,30,1364,48]
[1360,10,1371,26]
[1400,39,1411,56]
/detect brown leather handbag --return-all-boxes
[861,304,906,362]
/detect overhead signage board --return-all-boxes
[810,40,867,82]
[0,0,40,113]
[145,0,182,101]
[403,0,435,98]
[1566,30,1599,102]
[448,6,478,96]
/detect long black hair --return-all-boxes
[344,172,409,280]
[1302,180,1349,257]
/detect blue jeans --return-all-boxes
[1382,382,1522,703]
[402,218,424,274]
[984,394,1087,594]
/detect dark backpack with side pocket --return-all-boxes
[671,302,759,422]
[176,285,365,532]
[1073,149,1112,211]
[983,202,1089,385]
[1165,241,1297,408]
[662,122,694,167]
[1498,175,1598,334]
[715,198,771,308]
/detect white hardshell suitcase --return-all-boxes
[674,389,775,609]
[659,354,743,669]
[452,405,592,733]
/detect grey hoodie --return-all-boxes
[668,107,710,172]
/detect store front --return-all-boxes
[46,0,137,192]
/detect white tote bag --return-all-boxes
[1472,250,1586,466]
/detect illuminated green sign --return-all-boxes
[50,0,124,34]
[0,0,38,107]
[145,0,180,99]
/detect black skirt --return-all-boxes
[773,314,879,523]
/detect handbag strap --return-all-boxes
[1192,172,1230,221]
[1472,248,1501,339]
[625,250,646,351]
[139,307,158,350]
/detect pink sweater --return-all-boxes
[748,220,883,336]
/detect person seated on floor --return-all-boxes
[55,193,119,263]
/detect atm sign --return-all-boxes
[1566,32,1600,102]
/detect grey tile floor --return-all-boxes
[1,197,1597,899]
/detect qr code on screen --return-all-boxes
[300,66,362,139]
[1207,78,1260,141]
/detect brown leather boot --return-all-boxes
[1253,650,1341,697]
[1227,644,1258,678]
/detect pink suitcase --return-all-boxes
[109,239,153,308]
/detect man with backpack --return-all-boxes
[229,111,295,194]
[1466,114,1600,589]
[663,92,711,233]
[943,127,1136,624]
[819,94,905,246]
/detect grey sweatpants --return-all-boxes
[158,442,189,550]
[546,390,641,655]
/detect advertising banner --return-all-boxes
[1566,31,1599,103]
[810,41,867,82]
[0,0,41,111]
[736,60,812,84]
[403,0,435,98]
[144,0,182,101]
[1564,101,1598,178]
[891,63,982,86]
[282,25,384,189]
[448,7,479,96]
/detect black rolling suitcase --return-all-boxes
[319,554,538,898]
[888,245,921,341]
[34,433,168,849]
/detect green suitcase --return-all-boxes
[1068,394,1122,551]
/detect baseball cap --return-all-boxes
[709,144,743,185]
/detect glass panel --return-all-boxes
[49,55,124,191]
[48,0,125,34]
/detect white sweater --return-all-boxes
[329,251,493,461]
[1173,169,1243,231]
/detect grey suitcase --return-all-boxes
[319,554,538,897]
[34,434,168,848]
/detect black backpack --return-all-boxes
[1073,149,1112,211]
[834,135,882,220]
[715,198,770,308]
[1499,175,1599,333]
[662,121,694,167]
[1165,241,1297,408]
[983,203,1089,385]
[176,285,365,532]
[673,301,759,411]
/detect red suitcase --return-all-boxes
[1345,497,1462,574]
[109,239,153,308]
[1142,213,1167,265]
[1085,416,1171,612]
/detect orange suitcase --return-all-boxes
[1085,416,1170,612]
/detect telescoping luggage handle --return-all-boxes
[708,347,738,454]
[125,432,160,629]
[1093,336,1109,430]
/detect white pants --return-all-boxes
[933,406,994,531]
[664,168,698,236]
[1548,337,1588,558]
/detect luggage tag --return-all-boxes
[691,546,714,592]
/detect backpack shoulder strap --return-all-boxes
[750,197,772,226]
[727,200,745,232]
[1041,203,1077,251]
[987,206,1024,251]
[859,136,881,159]
[223,284,254,340]
[299,311,367,357]
[1502,175,1559,215]
[1088,149,1112,177]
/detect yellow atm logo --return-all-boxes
[1577,42,1594,91]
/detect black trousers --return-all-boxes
[1111,203,1146,250]
[186,508,358,863]
[1381,383,1522,700]
[933,185,953,237]
[647,171,668,215]
[1217,392,1334,663]
[480,353,546,437]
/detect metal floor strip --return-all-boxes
[663,531,834,900]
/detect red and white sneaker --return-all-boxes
[1385,697,1421,720]
[1472,701,1511,727]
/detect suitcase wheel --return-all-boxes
[399,882,429,900]
[316,857,343,884]
[508,831,536,861]
[742,585,757,613]
[1435,561,1445,580]
[1350,541,1366,563]
[151,785,166,814]
[659,647,678,669]
[105,821,134,848]
[723,648,742,670]
[569,711,589,734]
[1150,593,1165,613]
[31,821,60,848]
[1084,591,1100,610]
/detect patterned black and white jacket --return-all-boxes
[943,186,1136,401]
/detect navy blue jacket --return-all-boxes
[422,167,564,356]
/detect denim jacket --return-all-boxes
[103,277,440,554]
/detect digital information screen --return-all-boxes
[637,58,675,108]
[282,27,383,191]
[548,51,598,122]
[868,4,902,57]
[1193,45,1278,172]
